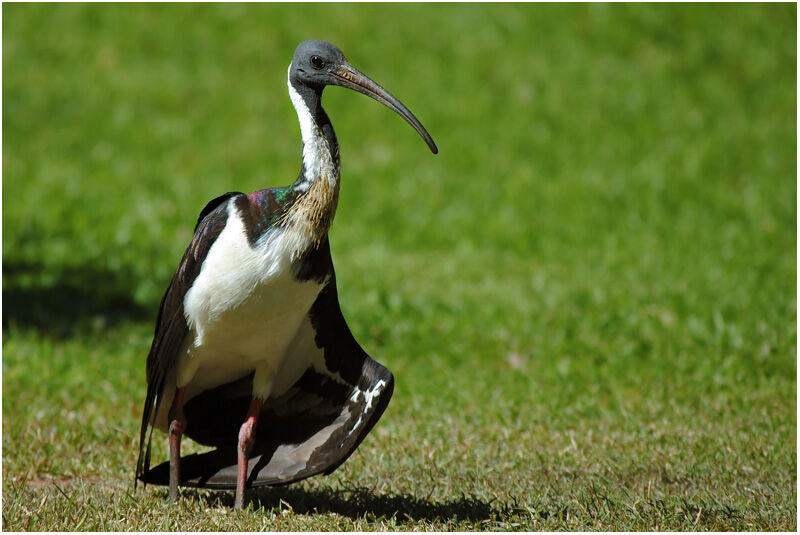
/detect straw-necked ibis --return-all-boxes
[135,40,437,509]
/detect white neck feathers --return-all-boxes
[287,64,337,192]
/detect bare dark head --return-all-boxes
[289,40,438,154]
[290,40,347,88]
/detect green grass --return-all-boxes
[3,3,796,530]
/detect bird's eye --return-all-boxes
[310,55,325,69]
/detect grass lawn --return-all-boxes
[2,3,796,530]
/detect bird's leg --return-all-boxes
[234,398,263,510]
[168,386,187,503]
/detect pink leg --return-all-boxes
[234,398,263,510]
[168,387,187,503]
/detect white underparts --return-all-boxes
[179,200,326,401]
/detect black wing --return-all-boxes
[137,242,394,489]
[135,192,243,485]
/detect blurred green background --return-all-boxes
[3,3,796,530]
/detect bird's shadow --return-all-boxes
[2,260,150,337]
[182,485,518,524]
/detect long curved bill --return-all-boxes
[331,63,438,154]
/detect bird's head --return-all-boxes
[289,40,438,154]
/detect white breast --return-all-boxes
[179,200,326,398]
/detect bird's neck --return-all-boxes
[283,76,341,257]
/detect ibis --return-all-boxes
[135,40,437,509]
